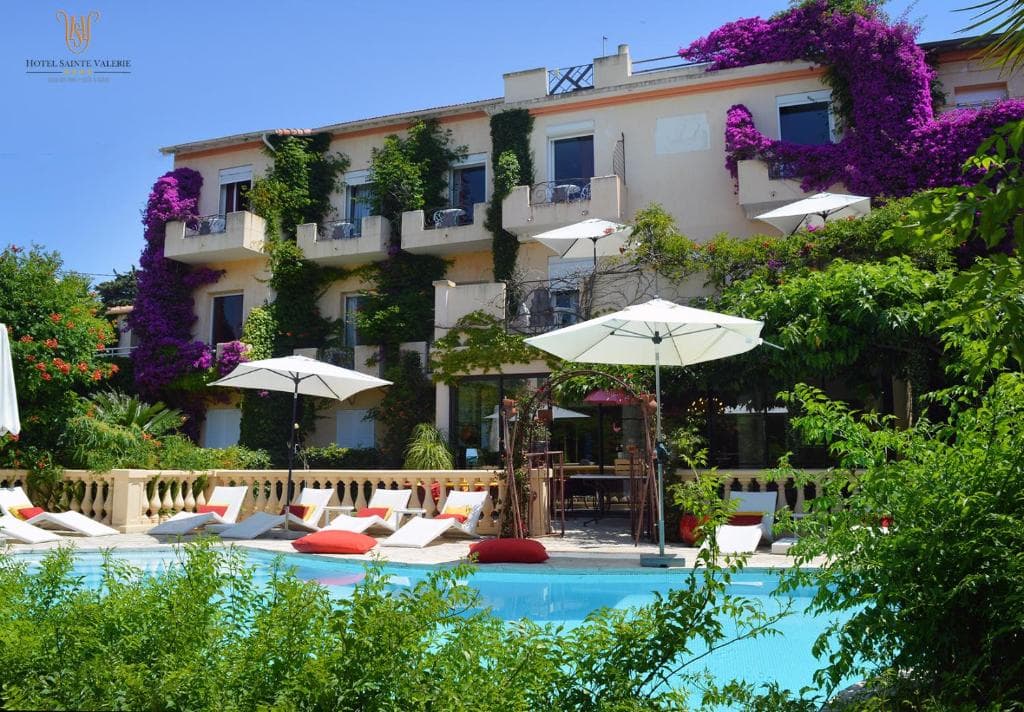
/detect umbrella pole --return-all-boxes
[284,378,299,531]
[655,346,665,557]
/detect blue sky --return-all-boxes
[0,0,978,283]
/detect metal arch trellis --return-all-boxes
[501,368,659,545]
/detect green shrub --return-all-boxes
[301,444,382,469]
[403,423,454,470]
[0,540,805,711]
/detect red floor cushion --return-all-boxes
[292,530,377,555]
[469,538,549,564]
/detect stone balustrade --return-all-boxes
[679,468,830,516]
[1,468,507,536]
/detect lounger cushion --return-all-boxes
[10,506,44,521]
[438,504,472,523]
[356,507,391,519]
[280,504,318,521]
[292,530,377,555]
[469,538,548,564]
[729,512,764,526]
[197,504,229,517]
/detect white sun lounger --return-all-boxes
[711,524,765,554]
[323,488,413,534]
[0,514,62,544]
[148,485,248,536]
[0,486,118,537]
[729,490,779,544]
[219,487,335,539]
[381,490,487,548]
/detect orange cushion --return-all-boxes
[10,506,44,521]
[280,504,316,521]
[292,530,377,555]
[436,513,467,523]
[197,504,229,517]
[469,538,549,564]
[356,507,391,519]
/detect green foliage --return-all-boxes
[889,119,1024,382]
[403,423,454,470]
[0,540,800,710]
[0,245,116,460]
[93,267,137,309]
[487,109,535,281]
[266,239,341,355]
[778,375,1024,707]
[299,444,382,469]
[368,350,434,468]
[356,251,448,347]
[87,390,184,436]
[239,305,275,360]
[367,118,466,243]
[248,133,349,240]
[430,310,558,385]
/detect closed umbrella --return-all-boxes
[533,218,631,266]
[525,299,770,565]
[209,355,390,528]
[755,192,870,235]
[0,324,20,437]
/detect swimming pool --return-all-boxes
[15,546,843,697]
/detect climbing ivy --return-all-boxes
[486,109,534,281]
[355,251,448,352]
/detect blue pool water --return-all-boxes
[15,547,844,697]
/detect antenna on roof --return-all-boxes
[603,36,608,56]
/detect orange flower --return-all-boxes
[41,373,52,381]
[34,363,46,372]
[65,321,75,329]
[49,313,62,323]
[44,338,58,349]
[109,364,120,374]
[18,335,32,343]
[91,369,102,381]
[96,343,105,351]
[78,362,88,372]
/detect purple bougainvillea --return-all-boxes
[214,340,249,377]
[682,1,1024,197]
[129,168,222,436]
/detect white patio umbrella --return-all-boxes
[0,324,20,437]
[525,299,771,565]
[485,405,590,422]
[755,192,870,235]
[533,218,631,266]
[209,355,391,528]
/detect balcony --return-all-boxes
[401,203,490,255]
[735,159,814,219]
[164,211,266,264]
[501,174,627,239]
[296,216,391,266]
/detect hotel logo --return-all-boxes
[56,10,100,54]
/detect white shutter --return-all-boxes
[336,409,375,449]
[219,165,253,185]
[205,409,241,448]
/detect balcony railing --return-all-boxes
[548,63,593,94]
[529,179,593,206]
[427,207,474,230]
[184,214,227,237]
[96,345,134,358]
[316,221,360,241]
[767,160,800,181]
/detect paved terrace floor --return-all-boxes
[5,516,824,570]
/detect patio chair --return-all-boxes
[0,486,118,537]
[218,487,335,539]
[381,490,487,549]
[322,488,413,535]
[710,524,765,554]
[705,490,781,554]
[148,485,248,536]
[729,490,779,543]
[0,514,62,544]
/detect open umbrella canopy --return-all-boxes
[584,389,639,405]
[209,355,391,399]
[0,324,20,437]
[533,218,631,263]
[524,298,764,367]
[485,405,590,421]
[755,192,870,235]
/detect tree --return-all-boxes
[93,267,138,309]
[0,245,116,468]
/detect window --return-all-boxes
[551,135,595,189]
[777,91,834,146]
[204,408,241,448]
[211,293,243,344]
[955,83,1008,108]
[336,409,374,449]
[342,294,367,347]
[345,183,373,236]
[451,164,485,222]
[219,165,253,214]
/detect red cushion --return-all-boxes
[356,507,390,519]
[280,504,315,520]
[435,512,468,523]
[197,504,229,517]
[728,513,764,526]
[12,506,45,521]
[469,538,549,564]
[292,530,377,555]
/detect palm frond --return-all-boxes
[959,0,1024,75]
